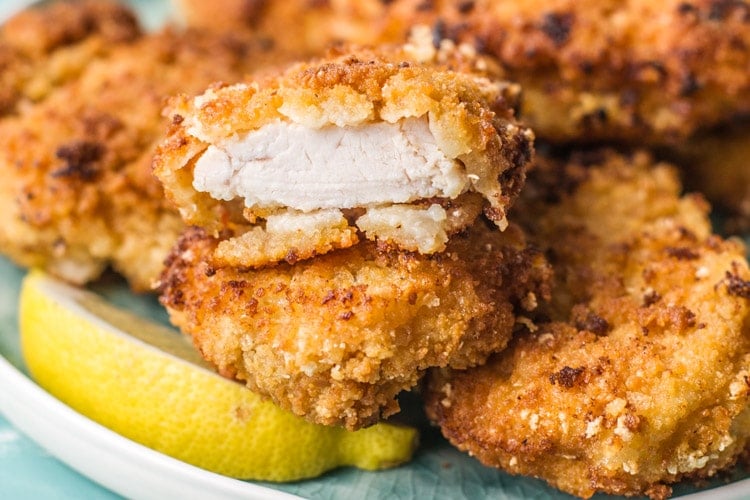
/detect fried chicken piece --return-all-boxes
[153,36,532,269]
[177,0,750,144]
[469,0,750,144]
[0,4,292,290]
[174,0,750,225]
[155,36,543,430]
[425,150,750,499]
[173,0,435,56]
[159,221,551,429]
[0,0,140,116]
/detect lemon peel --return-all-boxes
[18,270,418,481]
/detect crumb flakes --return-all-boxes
[521,291,538,311]
[585,416,603,438]
[614,415,634,441]
[622,461,639,474]
[537,332,554,344]
[529,413,540,431]
[605,397,627,417]
[517,316,538,332]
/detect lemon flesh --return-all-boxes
[18,270,418,481]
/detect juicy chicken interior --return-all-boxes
[193,117,472,213]
[154,35,533,268]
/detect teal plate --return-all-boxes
[1,1,750,499]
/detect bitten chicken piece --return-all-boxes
[153,36,533,268]
[175,0,750,226]
[425,150,750,499]
[160,221,551,429]
[0,2,292,290]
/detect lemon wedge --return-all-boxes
[18,270,418,481]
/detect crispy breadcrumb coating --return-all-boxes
[467,0,750,144]
[153,37,532,268]
[174,0,750,223]
[172,0,436,56]
[425,150,750,499]
[0,3,292,290]
[159,221,551,429]
[0,0,140,116]
[177,0,750,144]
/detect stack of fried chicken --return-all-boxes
[2,1,750,498]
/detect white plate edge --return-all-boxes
[0,353,303,500]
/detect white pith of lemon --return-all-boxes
[18,270,418,481]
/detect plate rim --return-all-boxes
[0,351,302,500]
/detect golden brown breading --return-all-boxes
[153,37,532,268]
[0,0,140,116]
[177,0,750,144]
[159,221,551,430]
[173,0,436,56]
[0,5,292,290]
[425,151,750,499]
[468,0,750,144]
[174,0,750,224]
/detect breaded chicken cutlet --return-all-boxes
[173,0,442,57]
[465,0,750,145]
[155,40,545,429]
[154,36,532,267]
[0,0,140,116]
[160,223,550,430]
[176,0,750,145]
[425,150,750,499]
[0,1,293,291]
